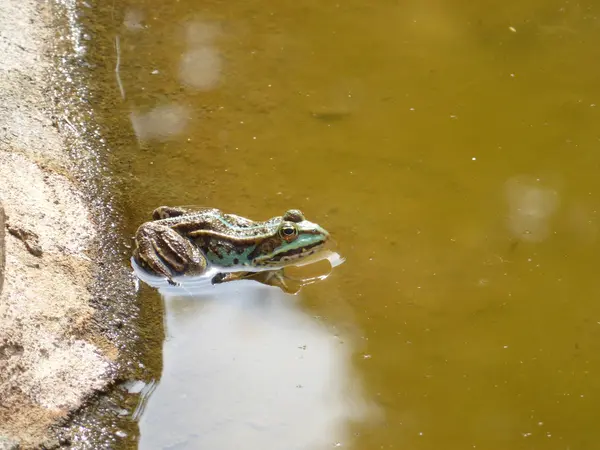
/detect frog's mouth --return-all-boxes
[263,240,328,266]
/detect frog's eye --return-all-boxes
[283,209,305,223]
[278,223,298,241]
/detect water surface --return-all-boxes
[81,0,600,448]
[138,280,370,450]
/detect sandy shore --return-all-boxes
[0,1,122,448]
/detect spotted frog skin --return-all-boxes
[132,206,330,285]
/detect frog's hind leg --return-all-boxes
[152,206,191,220]
[134,222,207,284]
[151,206,219,220]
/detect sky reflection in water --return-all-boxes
[134,257,375,450]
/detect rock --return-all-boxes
[0,436,19,450]
[0,201,5,295]
[0,0,118,447]
[40,437,59,449]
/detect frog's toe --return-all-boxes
[167,277,179,286]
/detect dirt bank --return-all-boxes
[0,1,129,448]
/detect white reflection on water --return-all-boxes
[130,104,190,143]
[137,280,370,450]
[179,21,222,91]
[123,9,145,32]
[184,21,221,47]
[179,46,222,91]
[505,175,560,242]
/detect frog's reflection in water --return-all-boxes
[137,277,371,449]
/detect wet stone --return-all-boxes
[40,437,60,449]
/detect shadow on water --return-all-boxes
[135,280,376,449]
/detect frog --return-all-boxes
[132,206,331,286]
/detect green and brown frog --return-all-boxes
[132,206,331,287]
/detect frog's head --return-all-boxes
[250,209,331,267]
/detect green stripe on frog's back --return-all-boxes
[168,210,282,239]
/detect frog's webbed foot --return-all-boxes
[211,271,246,285]
[134,222,207,283]
[211,270,285,286]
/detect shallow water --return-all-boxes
[80,0,600,448]
[137,281,371,450]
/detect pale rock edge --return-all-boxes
[0,1,124,448]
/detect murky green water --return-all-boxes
[82,0,600,448]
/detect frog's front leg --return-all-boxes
[211,271,252,285]
[133,222,207,284]
[211,269,299,294]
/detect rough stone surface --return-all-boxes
[0,0,117,447]
[0,436,19,450]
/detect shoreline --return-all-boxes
[0,1,137,448]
